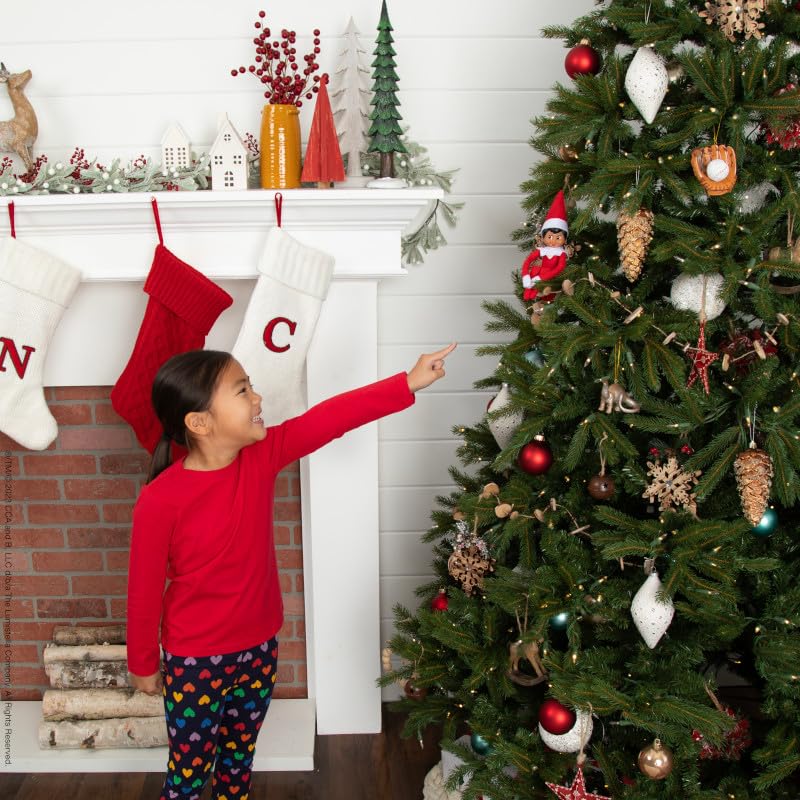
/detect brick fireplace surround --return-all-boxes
[0,187,440,771]
[0,393,307,701]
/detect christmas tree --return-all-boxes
[383,1,800,798]
[367,0,407,178]
[301,76,345,187]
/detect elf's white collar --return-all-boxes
[538,246,565,258]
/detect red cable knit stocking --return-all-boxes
[111,244,232,453]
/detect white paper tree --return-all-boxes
[330,17,371,181]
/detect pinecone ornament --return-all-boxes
[617,208,654,282]
[733,446,773,525]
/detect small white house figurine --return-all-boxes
[209,114,248,190]
[161,122,191,172]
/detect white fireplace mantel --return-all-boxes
[3,186,443,771]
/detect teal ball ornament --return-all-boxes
[525,348,545,368]
[549,612,569,631]
[752,508,778,537]
[470,732,492,755]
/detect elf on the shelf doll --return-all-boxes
[521,190,569,302]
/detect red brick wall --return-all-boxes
[0,387,306,701]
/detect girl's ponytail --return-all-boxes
[146,432,174,484]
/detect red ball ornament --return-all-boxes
[517,436,553,475]
[539,698,576,735]
[431,588,449,612]
[565,41,601,79]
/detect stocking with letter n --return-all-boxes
[233,220,334,426]
[0,208,82,450]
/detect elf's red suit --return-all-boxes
[521,246,567,301]
[520,190,570,302]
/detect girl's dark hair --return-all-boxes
[146,349,233,484]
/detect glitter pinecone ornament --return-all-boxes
[733,444,773,525]
[617,208,654,282]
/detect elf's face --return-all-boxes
[543,230,566,248]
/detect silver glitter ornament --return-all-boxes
[670,272,726,320]
[625,47,669,124]
[487,383,523,450]
[631,572,674,648]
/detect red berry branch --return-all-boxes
[230,10,323,107]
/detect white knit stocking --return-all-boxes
[0,238,82,450]
[232,227,334,425]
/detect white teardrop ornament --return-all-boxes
[631,571,674,648]
[625,47,669,124]
[487,384,523,450]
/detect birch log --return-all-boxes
[43,644,128,663]
[42,688,163,720]
[45,660,131,689]
[53,625,126,645]
[38,716,168,749]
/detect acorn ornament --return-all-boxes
[617,208,654,282]
[734,443,773,526]
[638,738,674,780]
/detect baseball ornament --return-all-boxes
[692,144,737,196]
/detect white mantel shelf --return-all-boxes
[8,186,440,771]
[6,187,443,280]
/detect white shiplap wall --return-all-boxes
[1,0,594,696]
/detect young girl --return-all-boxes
[126,343,456,800]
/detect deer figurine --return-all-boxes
[0,63,38,172]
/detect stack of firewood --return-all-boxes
[38,624,167,749]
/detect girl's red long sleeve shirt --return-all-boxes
[126,372,414,676]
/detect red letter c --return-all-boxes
[263,317,297,353]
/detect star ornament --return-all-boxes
[545,765,611,800]
[686,321,718,394]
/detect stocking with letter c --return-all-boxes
[232,225,334,425]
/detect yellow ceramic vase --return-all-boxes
[259,103,301,189]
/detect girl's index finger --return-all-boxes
[431,342,457,360]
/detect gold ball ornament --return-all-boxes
[559,144,580,162]
[638,738,674,780]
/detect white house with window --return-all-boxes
[161,122,192,171]
[209,114,248,190]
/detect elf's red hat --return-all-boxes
[541,190,568,233]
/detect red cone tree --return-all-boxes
[301,77,345,187]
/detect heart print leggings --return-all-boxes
[159,636,279,800]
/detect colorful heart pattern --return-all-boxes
[158,637,278,800]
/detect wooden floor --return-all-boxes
[0,707,442,800]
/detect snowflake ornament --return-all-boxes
[699,0,766,41]
[446,520,494,594]
[642,456,701,513]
